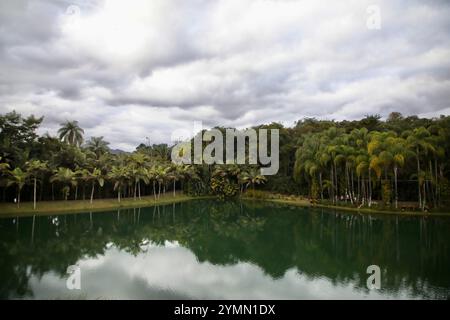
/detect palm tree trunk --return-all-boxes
[138,181,141,200]
[319,172,323,201]
[33,177,37,210]
[17,188,21,208]
[153,181,157,200]
[346,165,353,204]
[394,166,398,209]
[90,182,95,204]
[357,175,361,204]
[158,182,161,199]
[173,179,176,197]
[368,169,372,207]
[134,182,137,200]
[334,161,338,202]
[430,160,436,208]
[416,149,422,209]
[435,159,439,207]
[330,166,335,203]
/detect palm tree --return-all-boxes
[405,127,435,210]
[87,168,104,204]
[385,137,411,208]
[131,167,149,200]
[25,160,48,209]
[237,170,249,194]
[7,167,27,208]
[58,120,84,147]
[108,166,129,202]
[167,165,182,197]
[50,167,77,200]
[355,153,370,205]
[85,136,110,158]
[244,168,267,191]
[153,165,170,199]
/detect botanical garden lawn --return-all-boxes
[242,191,450,217]
[0,192,212,217]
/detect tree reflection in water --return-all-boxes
[0,199,449,299]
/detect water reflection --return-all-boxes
[0,200,449,299]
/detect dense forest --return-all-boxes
[0,111,449,211]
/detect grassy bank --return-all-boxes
[0,192,212,217]
[242,191,450,217]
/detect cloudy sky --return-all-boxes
[1,0,449,150]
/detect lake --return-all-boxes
[0,199,449,299]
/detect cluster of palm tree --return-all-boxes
[2,111,449,211]
[0,121,200,209]
[294,125,447,210]
[210,164,267,197]
[2,153,199,209]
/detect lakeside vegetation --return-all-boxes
[0,192,207,217]
[0,111,450,214]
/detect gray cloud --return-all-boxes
[0,0,449,150]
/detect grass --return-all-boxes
[2,190,449,218]
[0,192,213,217]
[242,190,450,217]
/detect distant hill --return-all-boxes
[109,148,128,155]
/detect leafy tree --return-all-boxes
[50,168,77,201]
[58,121,84,147]
[7,168,28,207]
[25,160,48,209]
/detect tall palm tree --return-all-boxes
[167,165,182,197]
[85,136,110,158]
[25,160,48,209]
[86,168,104,204]
[108,166,129,202]
[386,137,411,208]
[58,120,84,147]
[244,168,267,191]
[405,127,435,210]
[50,167,77,200]
[153,165,170,199]
[7,167,27,208]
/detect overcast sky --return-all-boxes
[1,0,449,150]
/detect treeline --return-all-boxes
[293,114,450,210]
[1,110,450,210]
[0,111,265,208]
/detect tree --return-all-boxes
[405,127,435,210]
[25,160,48,209]
[243,168,267,191]
[108,166,129,202]
[85,136,110,158]
[7,168,28,207]
[86,168,104,204]
[58,121,84,147]
[50,168,77,200]
[167,165,182,197]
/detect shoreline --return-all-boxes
[0,193,213,218]
[243,197,450,217]
[1,192,449,218]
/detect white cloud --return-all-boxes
[0,0,449,150]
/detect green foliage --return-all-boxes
[1,111,450,212]
[210,175,239,199]
[381,180,392,206]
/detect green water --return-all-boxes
[0,199,449,299]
